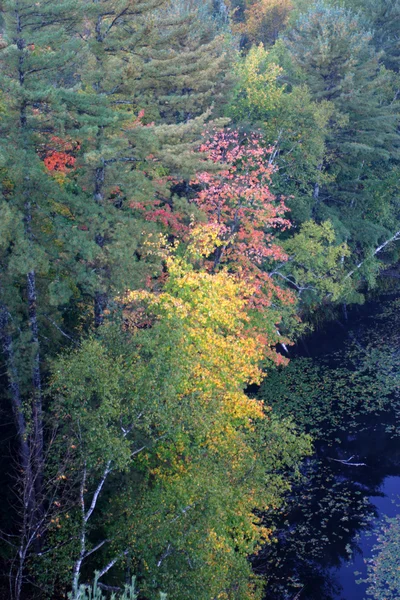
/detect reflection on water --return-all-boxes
[256,297,400,600]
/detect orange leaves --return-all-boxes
[44,151,76,173]
[193,129,296,320]
[41,135,80,174]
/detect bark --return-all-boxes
[94,291,108,328]
[71,461,112,598]
[0,304,29,472]
[311,163,322,218]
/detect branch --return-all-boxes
[328,455,367,467]
[97,549,129,580]
[84,461,112,523]
[83,539,110,560]
[157,544,172,568]
[131,445,146,458]
[343,229,400,283]
[42,314,77,344]
[101,7,129,39]
[104,157,138,166]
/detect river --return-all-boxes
[255,296,400,600]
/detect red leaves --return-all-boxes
[42,136,80,173]
[192,129,294,309]
[44,152,76,173]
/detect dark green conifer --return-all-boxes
[285,2,400,275]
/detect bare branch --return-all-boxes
[97,549,129,580]
[83,539,110,560]
[343,229,400,283]
[328,455,367,467]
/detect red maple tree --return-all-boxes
[192,129,295,311]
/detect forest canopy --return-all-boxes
[0,0,399,598]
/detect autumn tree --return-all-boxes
[243,0,294,46]
[226,0,293,47]
[46,230,310,599]
[191,129,300,347]
[227,42,334,224]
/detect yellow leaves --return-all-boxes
[121,229,266,412]
[236,44,284,115]
[49,200,74,219]
[242,0,293,44]
[186,223,225,260]
[115,226,288,594]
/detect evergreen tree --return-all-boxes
[69,0,231,325]
[284,2,400,281]
[344,0,400,72]
[0,2,90,597]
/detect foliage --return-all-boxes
[227,43,334,224]
[192,129,297,342]
[229,45,284,120]
[284,1,400,280]
[278,220,351,306]
[227,0,293,46]
[364,515,400,599]
[47,235,311,600]
[243,0,294,46]
[2,0,400,597]
[343,0,400,72]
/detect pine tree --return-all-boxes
[344,0,400,72]
[284,2,400,276]
[68,0,231,325]
[0,2,91,596]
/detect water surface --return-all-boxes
[257,297,400,599]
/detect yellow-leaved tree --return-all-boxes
[47,226,310,600]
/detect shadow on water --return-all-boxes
[255,296,400,600]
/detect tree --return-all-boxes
[46,230,310,600]
[0,2,91,596]
[71,0,231,326]
[192,129,296,346]
[284,2,400,276]
[270,220,351,314]
[343,0,400,72]
[226,0,293,47]
[227,42,334,224]
[243,0,294,46]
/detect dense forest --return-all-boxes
[0,0,400,598]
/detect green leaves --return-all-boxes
[364,516,400,599]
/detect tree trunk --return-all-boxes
[0,304,31,474]
[94,159,108,326]
[0,303,37,600]
[26,270,44,491]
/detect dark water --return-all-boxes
[257,298,400,600]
